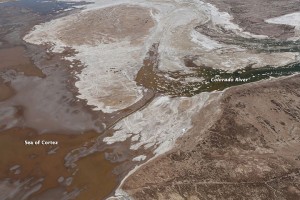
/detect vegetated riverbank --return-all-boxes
[136,43,300,96]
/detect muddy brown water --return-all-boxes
[0,128,117,199]
[0,46,44,101]
[0,46,44,77]
[0,81,14,101]
[136,42,300,97]
[0,1,161,199]
[0,1,127,199]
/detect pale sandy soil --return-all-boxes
[24,0,300,114]
[58,5,155,45]
[21,0,300,199]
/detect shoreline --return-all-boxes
[1,0,300,199]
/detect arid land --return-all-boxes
[0,0,300,199]
[123,74,300,199]
[119,0,300,199]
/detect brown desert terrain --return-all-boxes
[123,75,300,200]
[119,0,300,199]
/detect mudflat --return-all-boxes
[1,0,300,199]
[0,46,44,77]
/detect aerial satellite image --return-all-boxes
[0,0,300,199]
